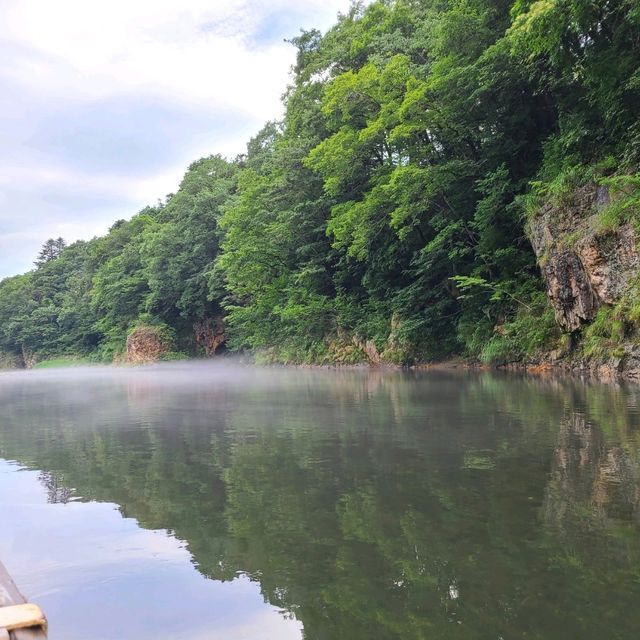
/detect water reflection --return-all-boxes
[0,364,639,639]
[0,460,302,640]
[38,471,75,504]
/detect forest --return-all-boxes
[1,0,639,367]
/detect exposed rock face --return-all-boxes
[539,249,599,331]
[21,345,35,369]
[126,326,171,364]
[353,337,381,364]
[619,346,640,381]
[529,184,639,331]
[194,316,225,357]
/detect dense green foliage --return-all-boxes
[1,0,639,365]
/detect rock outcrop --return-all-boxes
[126,325,171,364]
[194,316,225,357]
[529,183,639,331]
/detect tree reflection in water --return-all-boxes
[0,365,639,639]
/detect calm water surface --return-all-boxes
[0,362,639,639]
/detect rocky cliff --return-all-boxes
[529,183,639,331]
[193,316,226,357]
[528,180,640,379]
[126,325,172,364]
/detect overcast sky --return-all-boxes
[0,0,355,279]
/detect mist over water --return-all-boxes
[1,362,640,639]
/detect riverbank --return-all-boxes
[279,352,640,386]
[419,353,640,385]
[3,348,640,387]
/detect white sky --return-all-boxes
[0,0,355,278]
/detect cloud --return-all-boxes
[0,0,354,278]
[31,95,248,173]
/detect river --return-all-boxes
[0,362,639,639]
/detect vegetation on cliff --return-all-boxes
[0,0,639,366]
